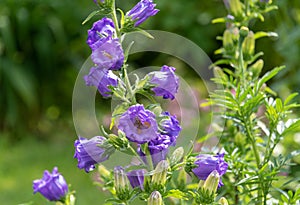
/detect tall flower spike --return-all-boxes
[74,136,115,173]
[126,0,159,27]
[192,153,228,188]
[118,104,158,144]
[84,66,118,98]
[33,167,68,201]
[149,65,179,100]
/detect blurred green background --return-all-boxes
[0,0,299,204]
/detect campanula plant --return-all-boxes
[31,0,300,204]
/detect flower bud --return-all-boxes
[114,166,130,200]
[219,197,229,205]
[98,165,111,179]
[239,26,249,38]
[170,147,184,166]
[242,31,255,61]
[152,160,169,189]
[223,30,234,53]
[148,191,163,205]
[249,59,264,78]
[228,0,243,18]
[203,170,220,194]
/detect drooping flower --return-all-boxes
[87,17,115,51]
[149,65,179,100]
[192,153,228,187]
[148,134,175,166]
[91,39,124,70]
[160,112,181,139]
[33,167,68,201]
[74,136,114,173]
[118,104,158,144]
[126,0,159,27]
[126,169,146,190]
[84,66,118,97]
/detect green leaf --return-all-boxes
[284,93,298,106]
[212,17,226,24]
[256,66,285,91]
[254,31,278,39]
[82,10,100,25]
[110,103,129,129]
[165,189,188,200]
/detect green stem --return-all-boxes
[238,37,246,89]
[111,0,121,38]
[123,68,137,104]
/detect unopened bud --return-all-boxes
[239,26,249,38]
[242,31,255,61]
[170,147,184,166]
[203,170,220,194]
[228,0,243,18]
[114,166,130,200]
[213,67,228,81]
[219,197,229,205]
[152,160,169,188]
[249,59,264,78]
[148,191,163,205]
[98,165,111,179]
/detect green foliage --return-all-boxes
[209,0,300,204]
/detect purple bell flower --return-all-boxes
[33,167,68,201]
[87,17,115,51]
[192,153,228,188]
[74,136,114,173]
[160,112,181,139]
[149,65,179,100]
[126,0,159,26]
[126,169,146,190]
[91,39,124,70]
[84,66,118,98]
[148,134,175,166]
[118,104,158,144]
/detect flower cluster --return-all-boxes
[32,0,229,204]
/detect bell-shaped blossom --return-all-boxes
[126,169,146,190]
[33,167,68,201]
[87,17,115,51]
[149,65,179,100]
[192,153,228,187]
[118,104,158,144]
[74,136,114,173]
[126,0,159,26]
[84,66,118,97]
[91,39,124,70]
[160,112,181,139]
[148,134,176,166]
